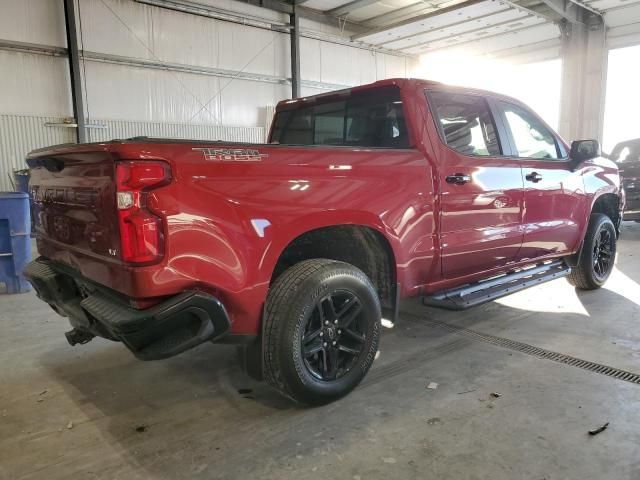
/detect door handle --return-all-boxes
[526,172,543,183]
[445,173,471,185]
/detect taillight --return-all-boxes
[116,161,171,265]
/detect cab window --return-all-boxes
[270,86,409,148]
[427,91,501,157]
[499,102,561,159]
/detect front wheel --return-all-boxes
[567,213,617,289]
[263,259,381,405]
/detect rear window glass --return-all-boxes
[270,86,409,148]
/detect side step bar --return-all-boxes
[423,260,571,310]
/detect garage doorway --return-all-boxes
[603,44,640,153]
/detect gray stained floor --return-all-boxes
[2,223,640,480]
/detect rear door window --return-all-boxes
[270,86,409,148]
[427,91,502,157]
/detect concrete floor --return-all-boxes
[2,224,640,480]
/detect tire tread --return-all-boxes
[263,259,338,401]
[263,259,380,404]
[567,213,616,290]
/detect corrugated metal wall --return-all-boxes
[0,115,76,190]
[91,119,264,143]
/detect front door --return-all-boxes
[427,90,524,280]
[496,101,585,261]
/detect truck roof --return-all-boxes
[274,77,526,111]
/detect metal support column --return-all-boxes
[63,0,88,143]
[290,5,301,99]
[558,12,607,142]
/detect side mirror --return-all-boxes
[570,139,600,162]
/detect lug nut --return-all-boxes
[319,332,324,337]
[324,320,329,325]
[334,319,338,324]
[332,341,336,346]
[338,329,341,334]
[323,342,327,347]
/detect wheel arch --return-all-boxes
[591,192,622,233]
[269,224,397,314]
[567,193,622,267]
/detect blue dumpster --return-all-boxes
[0,192,32,293]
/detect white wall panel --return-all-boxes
[145,4,222,67]
[78,0,415,125]
[300,37,322,82]
[0,0,67,47]
[300,39,413,86]
[215,24,289,77]
[377,54,411,79]
[80,0,155,59]
[219,79,290,127]
[0,51,73,116]
[83,60,293,126]
[80,0,291,77]
[83,61,223,123]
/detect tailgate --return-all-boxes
[28,147,121,262]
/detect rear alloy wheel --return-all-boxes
[592,227,614,282]
[263,259,381,405]
[567,213,617,289]
[301,290,366,382]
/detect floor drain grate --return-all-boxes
[418,317,640,385]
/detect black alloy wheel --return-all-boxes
[301,290,366,381]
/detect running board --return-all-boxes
[423,260,570,310]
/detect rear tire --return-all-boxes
[263,259,381,405]
[567,213,616,290]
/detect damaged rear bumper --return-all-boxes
[24,258,230,360]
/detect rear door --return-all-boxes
[495,100,585,261]
[427,90,524,280]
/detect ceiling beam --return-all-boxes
[359,0,440,27]
[504,0,603,24]
[352,0,484,41]
[499,0,558,22]
[370,7,514,46]
[539,0,602,23]
[328,0,380,17]
[240,0,369,32]
[391,13,535,51]
[413,19,548,53]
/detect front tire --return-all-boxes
[567,213,617,289]
[263,259,381,405]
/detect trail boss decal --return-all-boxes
[192,148,268,162]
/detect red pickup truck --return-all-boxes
[25,79,623,405]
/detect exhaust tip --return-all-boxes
[65,329,95,346]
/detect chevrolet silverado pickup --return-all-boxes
[24,79,623,405]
